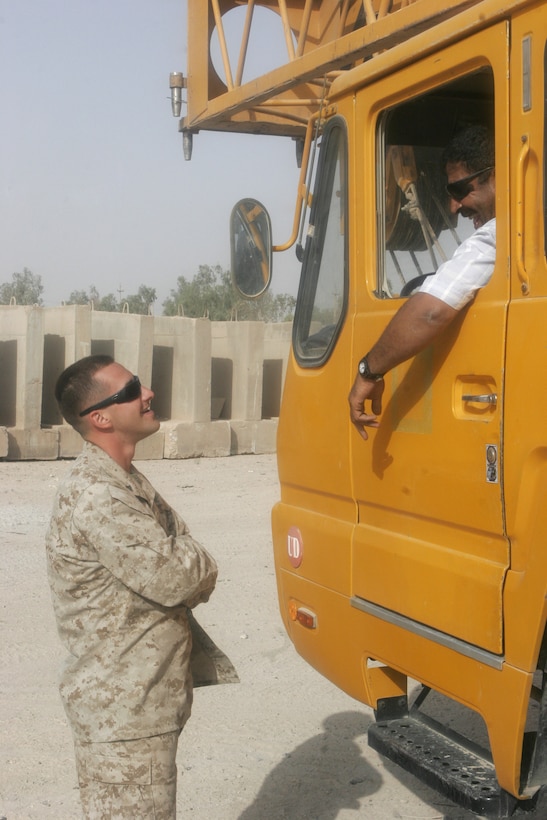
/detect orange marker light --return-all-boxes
[296,607,316,629]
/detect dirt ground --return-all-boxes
[1,453,486,820]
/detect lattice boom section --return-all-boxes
[179,0,480,137]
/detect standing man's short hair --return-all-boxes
[442,125,494,174]
[55,354,114,431]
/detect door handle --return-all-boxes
[516,134,530,294]
[462,393,498,404]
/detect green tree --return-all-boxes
[124,285,157,315]
[67,284,155,313]
[163,265,295,322]
[233,290,296,322]
[163,265,232,319]
[67,289,90,305]
[66,285,118,311]
[0,268,44,305]
[98,293,119,312]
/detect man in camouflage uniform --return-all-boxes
[46,355,218,819]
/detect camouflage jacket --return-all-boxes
[46,441,218,743]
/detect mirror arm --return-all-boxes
[272,112,319,252]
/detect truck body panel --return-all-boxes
[177,0,547,810]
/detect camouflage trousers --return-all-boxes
[74,731,181,819]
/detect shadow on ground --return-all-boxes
[238,710,380,820]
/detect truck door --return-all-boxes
[350,25,510,656]
[502,8,547,674]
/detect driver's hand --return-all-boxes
[348,376,385,440]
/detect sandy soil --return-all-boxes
[1,454,484,819]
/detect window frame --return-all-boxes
[292,116,349,368]
[373,68,495,300]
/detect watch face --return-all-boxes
[359,358,383,380]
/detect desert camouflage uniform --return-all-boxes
[46,441,218,818]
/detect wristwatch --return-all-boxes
[358,356,384,381]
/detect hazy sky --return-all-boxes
[0,1,302,309]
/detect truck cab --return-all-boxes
[179,1,547,813]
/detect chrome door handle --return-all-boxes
[462,393,497,404]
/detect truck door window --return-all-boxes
[377,70,494,298]
[293,118,348,365]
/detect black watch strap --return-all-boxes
[358,356,384,381]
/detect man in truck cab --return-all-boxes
[348,125,495,439]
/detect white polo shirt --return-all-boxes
[418,218,496,310]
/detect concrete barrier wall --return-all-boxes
[0,305,292,461]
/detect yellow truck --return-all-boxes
[173,1,547,814]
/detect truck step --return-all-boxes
[368,715,517,817]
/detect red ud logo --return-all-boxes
[287,526,303,568]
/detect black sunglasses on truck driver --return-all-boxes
[445,166,494,202]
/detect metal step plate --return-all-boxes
[369,716,514,817]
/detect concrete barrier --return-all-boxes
[0,427,8,457]
[0,304,292,460]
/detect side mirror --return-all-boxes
[230,199,272,298]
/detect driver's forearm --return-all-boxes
[365,293,457,375]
